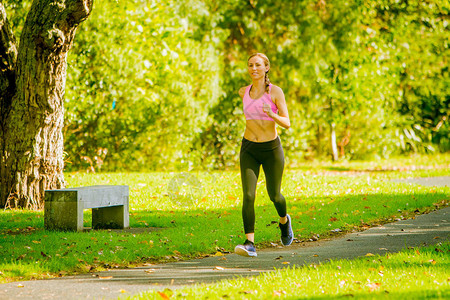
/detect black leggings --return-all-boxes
[239,136,287,234]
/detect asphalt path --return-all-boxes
[1,177,449,300]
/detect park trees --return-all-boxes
[3,0,447,179]
[0,0,93,209]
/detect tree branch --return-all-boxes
[65,0,94,26]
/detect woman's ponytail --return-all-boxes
[265,71,271,93]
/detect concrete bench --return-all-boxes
[44,185,129,231]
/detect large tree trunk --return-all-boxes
[0,0,93,209]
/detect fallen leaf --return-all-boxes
[99,276,113,279]
[157,291,170,299]
[367,282,381,292]
[273,290,286,296]
[428,259,437,265]
[120,289,127,294]
[313,254,319,257]
[214,266,225,270]
[282,262,290,265]
[32,240,41,244]
[365,253,375,257]
[17,284,24,288]
[214,252,224,256]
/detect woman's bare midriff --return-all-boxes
[243,120,277,142]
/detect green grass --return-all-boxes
[0,154,449,284]
[133,242,450,299]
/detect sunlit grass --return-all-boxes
[0,154,449,283]
[134,243,450,299]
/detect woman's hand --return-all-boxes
[262,102,274,117]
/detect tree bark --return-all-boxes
[0,0,93,209]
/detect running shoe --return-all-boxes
[279,214,294,246]
[234,239,257,257]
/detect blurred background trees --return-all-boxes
[5,0,449,172]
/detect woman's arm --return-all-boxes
[263,85,290,129]
[238,86,246,99]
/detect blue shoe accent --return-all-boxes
[234,240,257,257]
[280,214,294,246]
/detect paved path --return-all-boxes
[1,177,449,300]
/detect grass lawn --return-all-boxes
[134,242,450,299]
[0,154,449,285]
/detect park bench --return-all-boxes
[44,185,129,231]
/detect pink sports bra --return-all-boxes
[243,84,278,121]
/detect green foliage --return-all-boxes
[64,0,221,171]
[4,0,449,171]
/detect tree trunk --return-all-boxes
[330,122,339,161]
[0,0,93,209]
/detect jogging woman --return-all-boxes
[234,53,293,257]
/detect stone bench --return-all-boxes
[44,185,129,231]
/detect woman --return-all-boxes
[234,53,293,257]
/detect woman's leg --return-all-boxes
[262,144,287,220]
[240,148,260,241]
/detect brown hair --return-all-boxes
[248,53,271,92]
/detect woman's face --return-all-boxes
[247,56,268,80]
